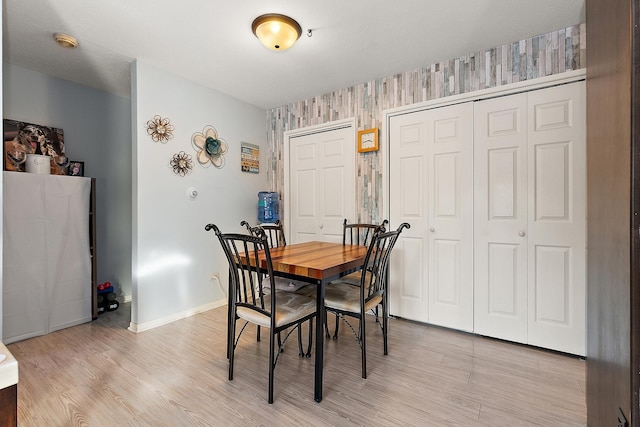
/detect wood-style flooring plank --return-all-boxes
[8,303,586,426]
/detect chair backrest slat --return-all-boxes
[343,219,389,246]
[207,224,276,316]
[241,220,286,248]
[360,223,410,303]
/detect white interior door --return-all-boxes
[427,104,474,331]
[526,81,586,355]
[389,103,473,330]
[389,111,429,322]
[473,93,529,344]
[288,126,355,243]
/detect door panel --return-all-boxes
[389,103,473,330]
[527,81,585,355]
[289,126,355,243]
[389,112,429,321]
[428,104,473,331]
[474,92,528,343]
[488,243,520,316]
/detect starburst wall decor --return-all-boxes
[146,115,174,143]
[170,151,193,176]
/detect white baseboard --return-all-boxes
[127,298,227,333]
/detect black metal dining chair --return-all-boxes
[206,223,316,403]
[324,223,410,379]
[325,218,389,339]
[240,220,314,357]
[242,219,287,248]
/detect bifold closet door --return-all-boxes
[473,93,529,344]
[474,81,586,355]
[389,103,473,331]
[526,81,586,355]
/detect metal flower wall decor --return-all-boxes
[146,115,174,143]
[191,125,227,168]
[170,151,194,176]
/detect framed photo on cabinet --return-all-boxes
[357,128,378,153]
[68,161,84,176]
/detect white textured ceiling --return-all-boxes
[3,1,585,109]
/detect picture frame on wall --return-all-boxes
[68,161,84,177]
[357,128,379,153]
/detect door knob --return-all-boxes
[319,224,324,229]
[518,230,526,237]
[429,227,435,232]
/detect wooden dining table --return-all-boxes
[248,240,370,402]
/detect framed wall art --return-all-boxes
[241,142,259,173]
[3,119,66,173]
[357,128,379,153]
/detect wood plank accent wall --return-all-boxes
[267,24,585,224]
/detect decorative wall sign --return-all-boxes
[146,115,174,143]
[357,128,379,153]
[241,142,259,173]
[191,125,227,168]
[3,119,66,173]
[170,151,194,176]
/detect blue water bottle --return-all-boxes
[258,191,279,223]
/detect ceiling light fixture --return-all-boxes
[53,33,78,49]
[251,14,301,51]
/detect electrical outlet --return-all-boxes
[617,407,628,427]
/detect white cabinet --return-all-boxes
[3,172,92,343]
[389,102,474,331]
[474,82,586,355]
[389,80,586,355]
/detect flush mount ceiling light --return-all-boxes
[53,33,78,49]
[251,13,302,51]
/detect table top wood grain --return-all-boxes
[244,241,369,283]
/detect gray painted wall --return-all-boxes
[130,61,267,329]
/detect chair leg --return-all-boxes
[306,318,313,358]
[333,313,340,339]
[268,329,275,404]
[324,310,331,338]
[382,302,388,355]
[297,324,304,357]
[360,315,367,379]
[229,317,237,381]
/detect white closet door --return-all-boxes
[389,103,473,330]
[474,93,529,343]
[289,126,355,243]
[389,111,430,322]
[427,103,474,331]
[526,81,586,355]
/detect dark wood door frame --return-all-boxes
[632,0,640,422]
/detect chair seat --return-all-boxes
[237,291,316,328]
[330,271,374,287]
[262,276,308,292]
[332,271,361,286]
[324,282,382,313]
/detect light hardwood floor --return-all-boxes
[8,303,586,426]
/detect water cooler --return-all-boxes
[258,191,279,223]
